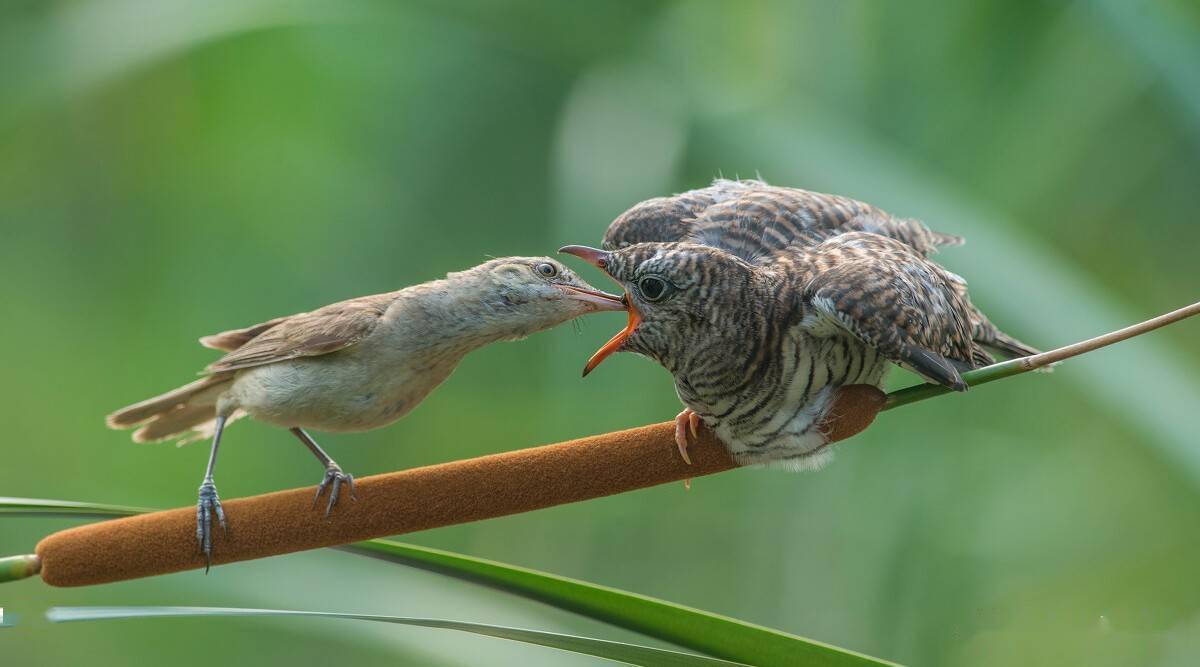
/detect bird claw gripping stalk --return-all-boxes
[313,465,357,517]
[196,478,226,571]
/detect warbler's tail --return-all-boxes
[106,375,234,444]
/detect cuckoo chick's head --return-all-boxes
[559,243,763,376]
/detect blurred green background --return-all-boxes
[2,1,1199,665]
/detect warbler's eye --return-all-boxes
[536,262,558,277]
[638,276,668,301]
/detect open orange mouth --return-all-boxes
[581,299,640,377]
[559,244,639,377]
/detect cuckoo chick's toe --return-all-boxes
[673,408,701,465]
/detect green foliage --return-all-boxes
[47,606,747,667]
[346,539,893,666]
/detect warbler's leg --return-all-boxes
[290,427,356,517]
[197,415,228,571]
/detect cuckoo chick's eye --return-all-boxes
[535,262,558,278]
[638,276,669,301]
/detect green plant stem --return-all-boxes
[885,299,1200,410]
[0,554,40,583]
[0,497,150,519]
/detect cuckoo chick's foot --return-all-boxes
[313,463,356,517]
[673,408,701,466]
[196,478,226,570]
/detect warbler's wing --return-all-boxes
[204,292,396,373]
[199,316,292,352]
[789,232,990,390]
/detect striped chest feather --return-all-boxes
[675,326,888,468]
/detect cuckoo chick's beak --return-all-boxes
[558,245,610,270]
[559,245,640,377]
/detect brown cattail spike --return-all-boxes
[33,385,884,588]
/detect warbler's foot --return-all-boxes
[313,463,356,517]
[196,478,226,570]
[673,408,701,465]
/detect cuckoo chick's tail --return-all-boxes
[970,307,1041,361]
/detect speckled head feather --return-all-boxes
[599,242,775,374]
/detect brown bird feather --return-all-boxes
[204,293,395,373]
[198,316,290,352]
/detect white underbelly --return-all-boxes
[225,352,455,432]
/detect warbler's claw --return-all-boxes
[313,464,356,517]
[196,478,226,571]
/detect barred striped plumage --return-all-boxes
[573,179,1037,469]
[604,178,964,261]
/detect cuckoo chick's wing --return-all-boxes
[790,232,990,390]
[602,179,962,264]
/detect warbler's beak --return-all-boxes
[582,300,640,377]
[559,245,639,376]
[558,245,610,270]
[556,284,625,312]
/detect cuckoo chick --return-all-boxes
[562,180,1036,469]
